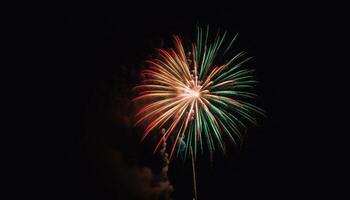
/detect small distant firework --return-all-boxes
[133,26,264,161]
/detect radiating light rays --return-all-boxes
[133,26,265,161]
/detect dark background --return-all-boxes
[61,1,349,199]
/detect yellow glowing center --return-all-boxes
[192,90,200,98]
[182,86,201,99]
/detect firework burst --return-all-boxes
[133,26,265,160]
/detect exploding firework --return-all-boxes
[133,26,265,160]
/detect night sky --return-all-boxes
[61,1,349,199]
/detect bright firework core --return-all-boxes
[183,87,201,98]
[183,76,202,99]
[192,91,200,98]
